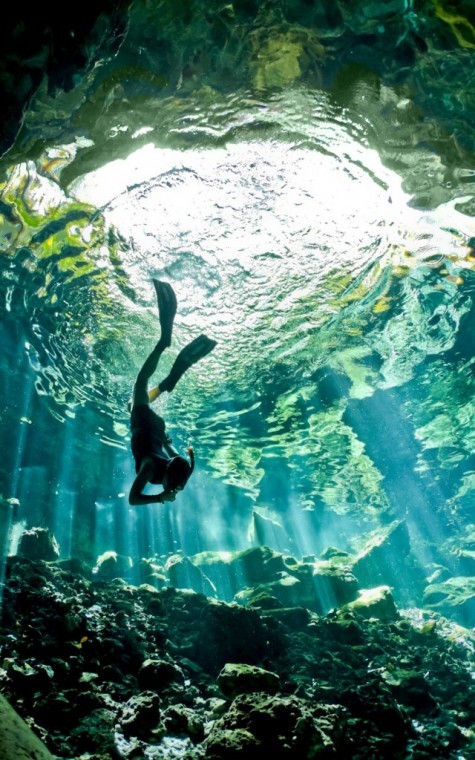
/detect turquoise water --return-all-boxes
[1,3,475,758]
[0,0,474,627]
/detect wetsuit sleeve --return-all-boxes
[163,437,180,458]
[129,458,167,506]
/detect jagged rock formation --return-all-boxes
[0,549,474,758]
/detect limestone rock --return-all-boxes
[138,658,185,692]
[344,585,399,621]
[217,663,280,699]
[162,703,205,742]
[193,601,271,676]
[205,693,339,758]
[0,693,54,759]
[423,575,475,627]
[165,554,217,596]
[68,708,117,757]
[249,26,325,90]
[191,546,290,599]
[119,691,162,740]
[352,520,410,585]
[94,550,132,581]
[17,527,59,562]
[312,560,360,611]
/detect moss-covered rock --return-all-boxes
[137,659,185,692]
[217,662,280,699]
[0,693,55,760]
[118,691,162,740]
[94,550,133,581]
[205,693,341,758]
[249,26,325,89]
[17,527,60,561]
[343,585,399,621]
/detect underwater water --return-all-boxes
[0,1,474,757]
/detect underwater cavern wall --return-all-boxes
[0,1,474,758]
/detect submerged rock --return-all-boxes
[135,558,168,589]
[193,600,272,676]
[165,554,217,597]
[249,26,325,90]
[343,585,399,621]
[0,693,54,759]
[0,556,473,759]
[17,527,60,561]
[217,663,280,699]
[312,560,359,611]
[191,545,290,598]
[162,703,205,742]
[68,708,118,758]
[205,693,341,758]
[94,551,133,581]
[137,658,185,693]
[119,691,162,740]
[233,553,359,614]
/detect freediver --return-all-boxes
[129,280,216,506]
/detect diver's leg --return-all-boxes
[132,340,168,406]
[158,334,217,394]
[148,385,161,403]
[131,281,177,408]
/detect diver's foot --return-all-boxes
[176,334,217,368]
[153,279,177,347]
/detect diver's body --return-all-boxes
[129,280,216,506]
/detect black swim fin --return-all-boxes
[158,334,217,393]
[153,279,177,347]
[175,334,217,368]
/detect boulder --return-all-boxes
[17,527,59,561]
[119,691,162,740]
[94,551,132,581]
[191,546,289,600]
[217,663,280,699]
[423,576,475,627]
[0,693,55,759]
[165,554,216,596]
[138,659,185,692]
[205,693,341,758]
[344,586,399,621]
[162,704,205,742]
[312,561,359,611]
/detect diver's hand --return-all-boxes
[161,490,176,503]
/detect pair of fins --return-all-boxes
[153,279,217,367]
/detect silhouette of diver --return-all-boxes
[129,280,216,506]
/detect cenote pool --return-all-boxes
[0,1,474,757]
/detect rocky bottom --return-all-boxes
[0,553,474,759]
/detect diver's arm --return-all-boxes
[128,458,176,506]
[163,438,179,457]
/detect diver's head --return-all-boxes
[164,455,193,492]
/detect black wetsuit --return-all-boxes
[130,405,171,484]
